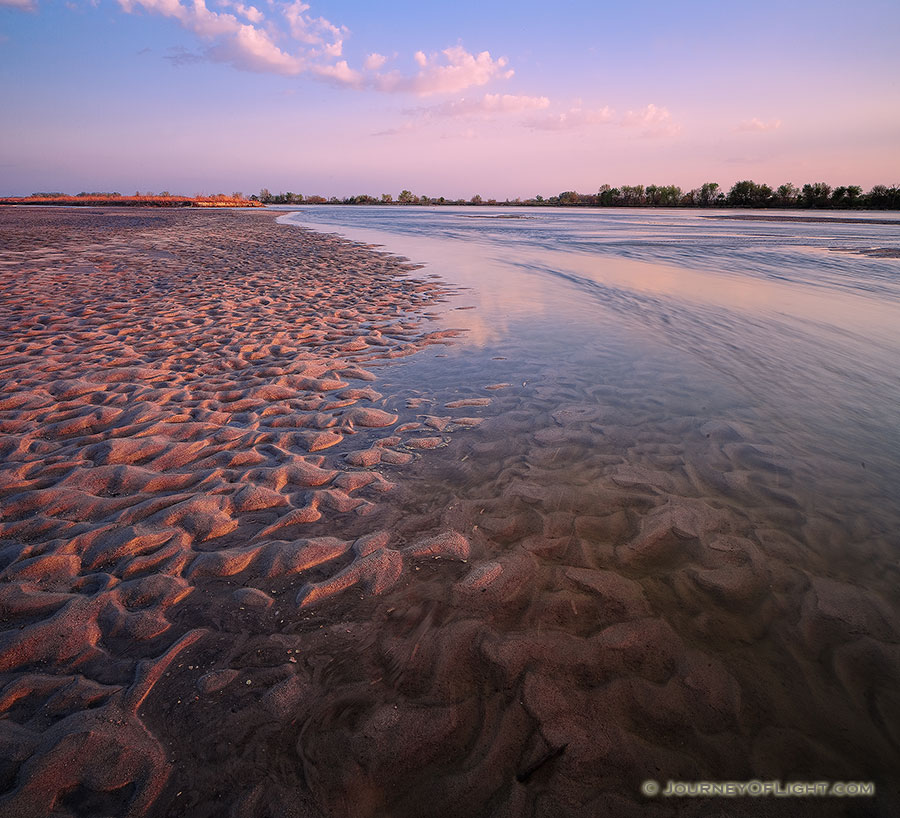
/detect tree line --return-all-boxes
[254,181,900,210]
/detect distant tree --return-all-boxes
[866,185,900,209]
[728,180,773,207]
[699,182,719,207]
[619,185,645,205]
[381,193,393,203]
[558,191,579,205]
[259,188,272,203]
[775,183,799,207]
[398,189,415,204]
[470,194,483,205]
[846,185,863,207]
[831,186,849,207]
[800,182,831,208]
[661,185,682,206]
[597,185,617,206]
[419,195,430,205]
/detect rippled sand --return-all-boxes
[1,208,898,818]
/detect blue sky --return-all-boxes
[1,0,898,197]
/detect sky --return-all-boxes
[1,0,899,198]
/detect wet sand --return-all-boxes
[1,208,899,817]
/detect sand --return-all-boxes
[1,208,899,818]
[0,208,483,816]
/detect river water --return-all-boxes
[282,206,900,503]
[274,206,900,816]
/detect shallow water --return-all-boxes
[273,205,900,815]
[283,205,900,501]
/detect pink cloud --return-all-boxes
[736,117,782,132]
[621,103,680,138]
[526,105,614,131]
[364,52,388,71]
[421,93,551,118]
[210,22,305,74]
[115,2,516,98]
[221,2,264,25]
[0,0,37,9]
[311,59,364,87]
[283,0,344,56]
[375,46,514,96]
[118,0,241,38]
[118,0,337,75]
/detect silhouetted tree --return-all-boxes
[866,185,900,209]
[800,182,831,208]
[728,180,773,207]
[699,182,719,207]
[775,183,799,207]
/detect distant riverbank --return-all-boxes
[0,194,262,208]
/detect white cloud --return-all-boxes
[736,117,782,132]
[375,46,514,96]
[0,0,37,9]
[621,103,680,137]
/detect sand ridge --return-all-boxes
[0,208,490,816]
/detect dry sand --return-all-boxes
[1,208,899,818]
